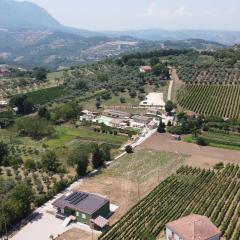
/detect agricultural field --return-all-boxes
[24,86,65,105]
[45,125,128,148]
[75,149,186,224]
[184,131,240,151]
[177,84,240,119]
[99,164,240,240]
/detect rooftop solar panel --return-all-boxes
[65,192,78,201]
[71,193,89,205]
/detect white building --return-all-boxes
[140,92,165,109]
[166,214,221,240]
[79,110,95,122]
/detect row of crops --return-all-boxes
[99,164,240,240]
[177,84,240,119]
[201,131,240,149]
[177,66,240,84]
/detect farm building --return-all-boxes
[139,65,152,73]
[140,92,165,109]
[52,191,110,228]
[102,109,130,119]
[146,108,161,117]
[80,110,95,121]
[111,118,127,128]
[130,115,151,128]
[166,214,221,240]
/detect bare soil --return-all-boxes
[55,228,99,240]
[138,133,240,168]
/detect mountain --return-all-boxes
[0,0,62,30]
[105,29,240,46]
[0,0,228,69]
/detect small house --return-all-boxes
[139,66,152,73]
[80,110,95,122]
[166,214,221,240]
[130,115,151,128]
[53,191,110,229]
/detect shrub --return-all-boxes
[196,137,209,146]
[214,162,225,170]
[125,145,133,154]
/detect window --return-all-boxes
[76,212,79,217]
[82,213,86,219]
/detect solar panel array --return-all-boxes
[65,192,89,206]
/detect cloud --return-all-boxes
[137,2,191,18]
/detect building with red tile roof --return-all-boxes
[166,214,221,240]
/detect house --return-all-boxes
[166,214,221,240]
[80,110,95,122]
[52,191,110,229]
[111,118,127,128]
[139,66,152,73]
[103,109,130,119]
[130,115,150,128]
[140,92,165,109]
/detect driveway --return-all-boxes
[10,179,100,240]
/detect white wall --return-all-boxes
[166,228,182,240]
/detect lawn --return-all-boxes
[105,149,186,182]
[45,126,128,148]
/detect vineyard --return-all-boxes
[99,164,240,240]
[177,84,240,119]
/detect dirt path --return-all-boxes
[138,133,240,168]
[170,68,185,103]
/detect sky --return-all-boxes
[18,0,240,31]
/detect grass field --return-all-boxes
[100,164,240,240]
[105,149,186,182]
[184,131,240,151]
[46,126,128,148]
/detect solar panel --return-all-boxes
[69,193,83,204]
[71,193,89,205]
[65,192,78,201]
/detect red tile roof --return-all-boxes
[166,214,221,240]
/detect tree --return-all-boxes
[0,141,8,165]
[33,68,47,81]
[152,63,170,78]
[101,144,111,162]
[125,145,133,154]
[76,154,89,177]
[38,106,50,120]
[96,100,101,109]
[10,183,33,216]
[10,95,34,115]
[129,90,137,98]
[150,57,159,66]
[16,116,54,139]
[157,120,166,133]
[42,151,60,172]
[165,100,174,114]
[92,145,104,169]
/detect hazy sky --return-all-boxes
[18,0,240,31]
